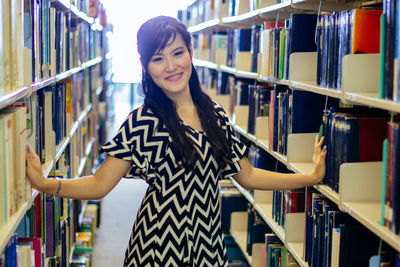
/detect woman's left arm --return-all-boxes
[232,136,326,190]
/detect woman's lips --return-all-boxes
[165,73,183,81]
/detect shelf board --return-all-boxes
[0,87,29,110]
[340,202,400,252]
[258,1,293,20]
[193,58,218,70]
[256,139,288,166]
[290,81,342,99]
[236,70,259,80]
[188,18,222,33]
[314,184,340,205]
[289,162,314,175]
[286,242,308,267]
[43,160,55,178]
[230,178,255,205]
[255,203,286,243]
[33,57,102,92]
[32,77,57,91]
[259,76,289,85]
[230,230,252,264]
[233,124,257,143]
[0,202,31,252]
[344,92,400,113]
[70,5,94,24]
[220,65,237,75]
[221,9,261,26]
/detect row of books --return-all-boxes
[219,181,302,266]
[192,13,319,78]
[0,106,30,229]
[191,10,392,93]
[319,106,388,193]
[381,0,399,101]
[316,10,381,89]
[383,120,400,237]
[25,0,103,83]
[237,83,334,154]
[0,0,105,97]
[18,71,92,166]
[0,194,100,266]
[0,71,98,245]
[303,188,400,267]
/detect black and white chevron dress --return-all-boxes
[100,102,247,267]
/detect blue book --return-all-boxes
[289,90,337,134]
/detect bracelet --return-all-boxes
[53,177,62,197]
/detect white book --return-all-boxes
[0,117,6,227]
[0,112,15,220]
[27,94,37,152]
[44,89,55,163]
[0,2,3,96]
[11,0,25,90]
[50,7,57,77]
[5,107,28,208]
[1,0,11,93]
[331,227,341,267]
[17,244,34,267]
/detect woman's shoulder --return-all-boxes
[123,105,161,131]
[211,100,229,121]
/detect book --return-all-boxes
[286,14,318,80]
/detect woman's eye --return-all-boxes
[152,57,163,62]
[174,51,184,56]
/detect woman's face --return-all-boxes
[147,34,192,98]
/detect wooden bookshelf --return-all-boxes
[289,81,342,99]
[0,87,29,110]
[186,0,400,265]
[0,0,109,263]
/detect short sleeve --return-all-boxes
[216,103,248,179]
[100,110,150,180]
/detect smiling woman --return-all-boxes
[25,13,326,267]
[146,34,193,99]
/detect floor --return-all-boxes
[92,83,148,267]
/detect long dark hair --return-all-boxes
[137,15,232,170]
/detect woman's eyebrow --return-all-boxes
[172,46,185,52]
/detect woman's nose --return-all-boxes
[165,57,176,72]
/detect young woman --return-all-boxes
[26,15,326,267]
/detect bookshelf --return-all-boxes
[184,0,400,265]
[0,0,110,264]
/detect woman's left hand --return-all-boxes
[312,135,327,184]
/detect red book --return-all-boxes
[33,193,42,238]
[352,9,382,54]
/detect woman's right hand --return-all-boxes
[26,145,46,190]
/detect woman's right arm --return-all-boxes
[26,145,131,200]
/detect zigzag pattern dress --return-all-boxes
[100,102,247,267]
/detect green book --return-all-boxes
[279,28,286,80]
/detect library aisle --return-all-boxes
[92,84,148,266]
